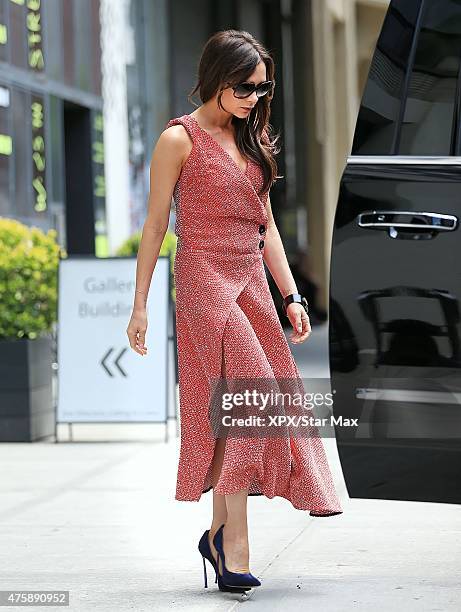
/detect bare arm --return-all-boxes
[126,124,191,355]
[262,193,298,299]
[262,193,311,343]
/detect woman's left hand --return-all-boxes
[286,303,311,344]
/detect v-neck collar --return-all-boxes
[184,113,268,223]
[187,114,250,177]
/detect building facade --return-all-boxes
[0,0,107,255]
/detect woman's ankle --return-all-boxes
[223,522,248,541]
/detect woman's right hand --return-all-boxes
[126,307,148,356]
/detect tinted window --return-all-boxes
[398,0,461,155]
[352,0,423,155]
[352,0,461,156]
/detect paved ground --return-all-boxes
[0,323,460,611]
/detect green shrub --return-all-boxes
[0,217,66,340]
[116,228,177,303]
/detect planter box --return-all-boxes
[0,335,54,442]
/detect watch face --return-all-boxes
[283,295,309,316]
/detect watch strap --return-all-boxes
[281,293,309,317]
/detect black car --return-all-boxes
[330,0,461,505]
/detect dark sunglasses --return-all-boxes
[231,80,273,99]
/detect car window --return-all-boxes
[398,0,461,155]
[351,0,461,157]
[351,0,423,155]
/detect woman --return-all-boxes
[126,29,343,593]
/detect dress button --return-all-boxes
[259,224,266,235]
[259,240,265,249]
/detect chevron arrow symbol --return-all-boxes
[100,347,128,377]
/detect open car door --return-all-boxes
[330,0,461,504]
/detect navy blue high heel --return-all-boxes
[198,530,251,593]
[212,524,261,588]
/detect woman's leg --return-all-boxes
[208,324,233,559]
[208,437,228,560]
[221,488,250,573]
[208,297,267,573]
[209,435,251,573]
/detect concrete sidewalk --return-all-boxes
[0,323,460,611]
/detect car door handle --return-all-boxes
[357,211,458,232]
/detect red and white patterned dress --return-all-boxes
[164,113,343,516]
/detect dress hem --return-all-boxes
[174,484,343,517]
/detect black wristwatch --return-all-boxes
[281,293,309,317]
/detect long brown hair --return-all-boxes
[188,29,282,197]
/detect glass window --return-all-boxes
[9,0,27,69]
[43,0,63,81]
[352,0,423,155]
[90,0,102,96]
[73,0,91,91]
[398,0,461,155]
[11,86,30,218]
[62,0,75,85]
[0,84,11,216]
[0,0,8,63]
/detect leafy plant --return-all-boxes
[116,228,177,303]
[0,217,66,340]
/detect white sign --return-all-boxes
[57,256,170,423]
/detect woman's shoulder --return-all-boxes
[165,114,186,128]
[165,114,197,131]
[157,116,195,170]
[164,114,197,140]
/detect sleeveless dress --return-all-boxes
[165,113,343,516]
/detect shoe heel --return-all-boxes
[202,555,208,588]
